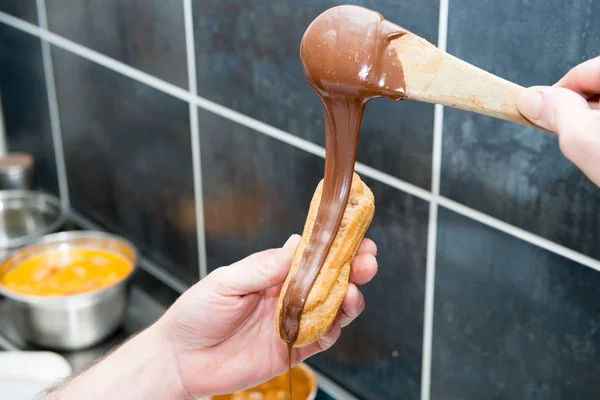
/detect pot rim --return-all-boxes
[0,230,138,305]
[208,362,319,400]
[298,362,318,399]
[0,190,67,249]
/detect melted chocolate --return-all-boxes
[288,345,293,400]
[279,5,408,352]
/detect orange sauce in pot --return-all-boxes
[211,364,316,400]
[1,247,133,296]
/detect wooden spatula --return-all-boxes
[391,33,547,130]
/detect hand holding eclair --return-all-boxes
[152,234,376,398]
[43,233,377,400]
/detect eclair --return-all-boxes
[276,173,375,347]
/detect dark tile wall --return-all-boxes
[46,0,188,88]
[0,0,37,24]
[50,47,198,284]
[0,1,599,399]
[0,24,58,195]
[199,108,322,267]
[192,0,439,189]
[432,208,600,400]
[441,0,600,259]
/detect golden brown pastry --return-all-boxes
[275,173,375,347]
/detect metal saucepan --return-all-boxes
[0,231,138,350]
[0,153,34,191]
[0,190,65,250]
[209,362,318,400]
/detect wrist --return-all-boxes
[45,323,187,400]
[157,315,212,399]
[129,323,190,399]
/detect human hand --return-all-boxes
[517,56,600,186]
[155,234,378,398]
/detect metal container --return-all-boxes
[0,190,65,250]
[209,362,318,400]
[0,231,138,350]
[0,153,34,190]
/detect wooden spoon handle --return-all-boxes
[391,33,547,131]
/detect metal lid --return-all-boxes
[0,153,34,174]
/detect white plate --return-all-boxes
[0,351,72,399]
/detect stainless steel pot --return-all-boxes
[0,231,138,350]
[0,153,34,190]
[0,190,65,250]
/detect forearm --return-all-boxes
[43,325,187,400]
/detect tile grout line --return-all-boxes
[191,94,434,202]
[41,27,192,100]
[0,10,430,202]
[438,196,600,273]
[421,1,449,399]
[36,0,70,208]
[311,370,360,400]
[0,10,40,35]
[183,0,208,280]
[0,12,599,277]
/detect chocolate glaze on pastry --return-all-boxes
[276,173,374,346]
[278,5,409,349]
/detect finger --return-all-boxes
[356,238,377,256]
[518,86,592,133]
[228,248,279,270]
[296,318,342,361]
[350,253,378,285]
[519,86,600,185]
[315,319,342,351]
[292,284,364,365]
[558,109,600,186]
[213,234,301,295]
[555,56,600,97]
[338,283,365,327]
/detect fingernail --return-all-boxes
[276,234,300,267]
[283,234,300,249]
[518,89,543,119]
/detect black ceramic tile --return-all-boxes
[0,24,58,194]
[199,108,321,268]
[431,208,600,400]
[46,0,187,88]
[441,0,600,259]
[51,47,198,284]
[0,0,37,24]
[199,108,428,399]
[193,0,438,189]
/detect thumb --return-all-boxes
[214,234,301,295]
[518,86,600,185]
[517,86,593,133]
